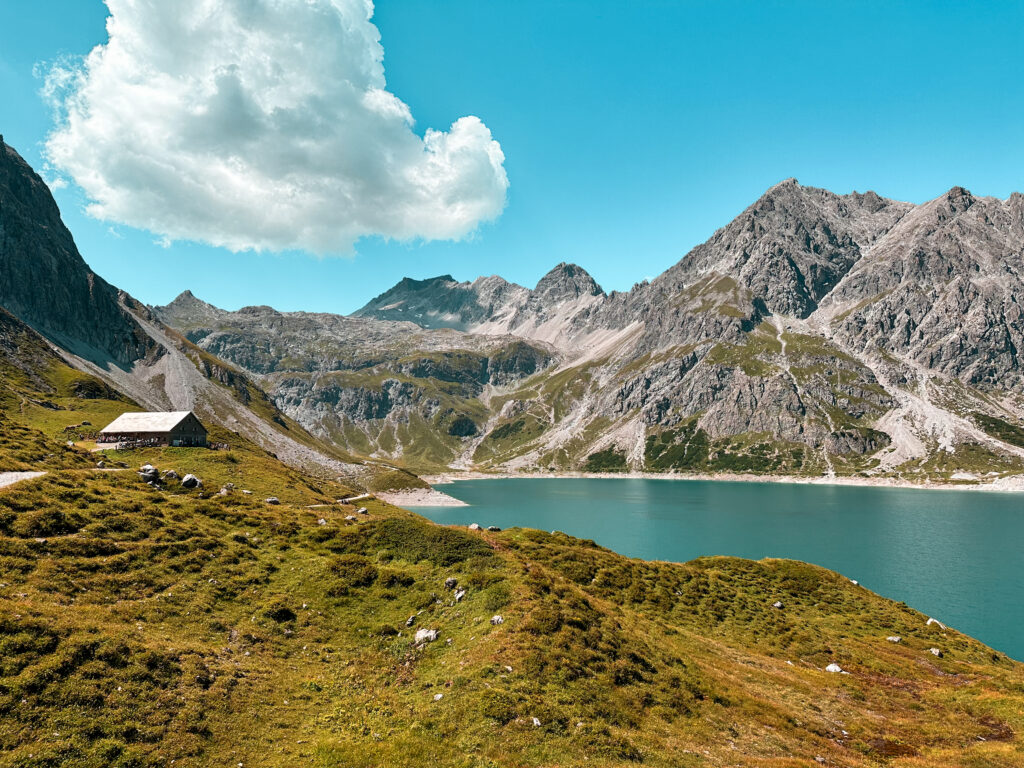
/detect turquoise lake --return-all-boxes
[411,478,1024,660]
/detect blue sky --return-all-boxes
[2,1,1023,314]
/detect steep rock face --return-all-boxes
[155,290,227,331]
[354,274,530,330]
[820,188,1024,390]
[0,137,150,366]
[657,180,912,318]
[532,262,604,303]
[154,295,557,463]
[354,264,608,347]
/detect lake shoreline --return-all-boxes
[376,487,470,507]
[420,469,1024,496]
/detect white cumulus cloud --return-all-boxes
[42,0,509,254]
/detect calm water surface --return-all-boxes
[411,478,1024,659]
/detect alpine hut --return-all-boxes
[98,411,208,448]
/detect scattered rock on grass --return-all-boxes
[414,628,439,644]
[531,717,541,727]
[487,525,501,532]
[357,507,369,515]
[926,617,946,629]
[887,636,902,643]
[181,474,202,489]
[454,589,466,602]
[161,470,179,481]
[490,615,504,626]
[265,497,280,505]
[772,601,784,609]
[444,577,457,590]
[929,648,943,657]
[825,663,845,674]
[468,523,481,531]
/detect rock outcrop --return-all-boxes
[0,137,152,366]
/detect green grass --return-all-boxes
[1,432,1023,765]
[704,342,777,377]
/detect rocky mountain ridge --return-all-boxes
[157,180,1024,483]
[0,137,152,366]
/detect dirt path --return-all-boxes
[0,471,47,489]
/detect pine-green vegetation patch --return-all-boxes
[364,467,430,493]
[583,446,628,472]
[645,422,809,475]
[645,421,710,470]
[705,342,777,377]
[915,442,1024,478]
[972,412,1024,449]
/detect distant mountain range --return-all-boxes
[152,178,1024,483]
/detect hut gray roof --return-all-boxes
[99,411,197,434]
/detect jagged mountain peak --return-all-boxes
[656,178,912,318]
[166,289,211,309]
[399,274,457,288]
[154,290,226,328]
[534,262,604,301]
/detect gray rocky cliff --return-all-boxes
[0,137,152,367]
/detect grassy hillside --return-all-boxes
[0,460,1022,767]
[2,309,1023,767]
